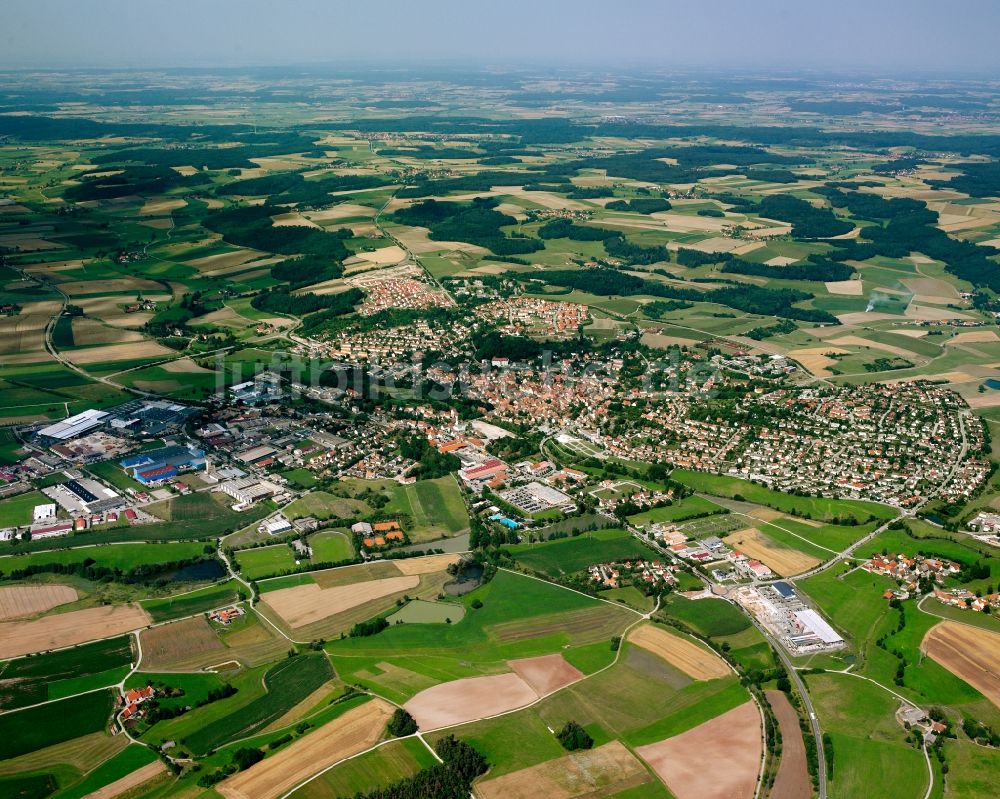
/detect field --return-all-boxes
[235,544,297,580]
[217,698,394,799]
[181,653,334,754]
[386,598,465,624]
[507,528,661,576]
[476,740,651,799]
[262,574,419,627]
[291,738,437,799]
[138,615,225,669]
[0,604,149,659]
[325,569,635,704]
[627,495,726,526]
[723,526,821,575]
[657,595,751,638]
[0,634,134,710]
[0,541,208,576]
[922,622,1000,709]
[405,653,583,729]
[54,744,162,799]
[140,579,241,623]
[670,470,895,523]
[0,689,117,760]
[0,491,51,527]
[635,701,761,799]
[627,623,731,680]
[0,583,77,619]
[309,530,354,563]
[766,689,812,799]
[805,672,928,799]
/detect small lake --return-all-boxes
[165,558,225,583]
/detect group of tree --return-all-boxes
[393,197,543,255]
[521,267,836,323]
[346,735,488,799]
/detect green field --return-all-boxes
[670,470,896,523]
[0,636,134,711]
[0,690,117,760]
[140,579,241,623]
[507,528,661,576]
[85,460,146,492]
[235,544,297,580]
[180,653,334,754]
[326,569,636,704]
[386,598,466,624]
[657,595,752,638]
[0,491,51,527]
[806,672,928,799]
[627,495,726,526]
[0,541,208,578]
[310,530,354,563]
[52,743,159,799]
[387,475,469,542]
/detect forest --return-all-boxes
[392,198,543,255]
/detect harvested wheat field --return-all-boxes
[0,584,78,620]
[218,699,394,799]
[305,203,376,222]
[71,318,144,346]
[0,300,60,356]
[405,672,539,730]
[826,279,864,295]
[139,197,186,216]
[350,245,406,265]
[392,553,460,576]
[270,212,320,229]
[724,528,820,576]
[66,341,174,366]
[476,740,650,799]
[830,335,917,359]
[83,759,166,799]
[636,701,762,799]
[60,278,162,296]
[139,616,225,670]
[185,249,266,272]
[949,330,999,345]
[765,690,811,799]
[0,604,150,659]
[628,624,730,680]
[788,347,848,378]
[261,575,419,628]
[923,621,1000,708]
[508,654,584,696]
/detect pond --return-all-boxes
[443,563,484,596]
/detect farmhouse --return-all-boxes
[208,606,245,625]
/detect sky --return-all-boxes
[3,0,999,73]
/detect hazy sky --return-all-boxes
[3,0,999,73]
